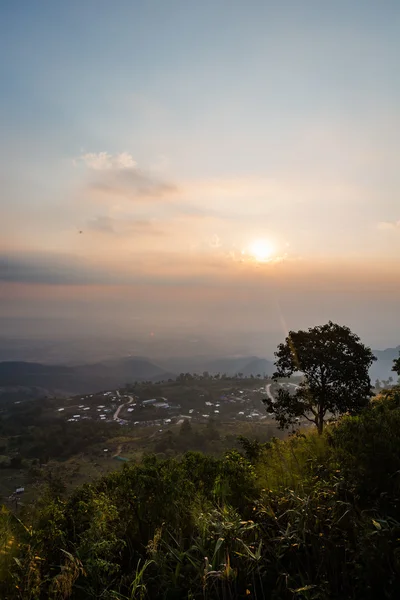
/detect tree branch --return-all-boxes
[301,413,316,424]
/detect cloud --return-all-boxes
[89,169,177,200]
[378,220,400,230]
[0,251,233,286]
[0,253,111,285]
[75,150,178,202]
[168,203,239,221]
[77,152,137,170]
[86,216,166,236]
[86,216,115,233]
[0,249,287,287]
[209,234,222,249]
[1,250,399,299]
[0,252,174,286]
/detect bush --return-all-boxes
[329,388,400,505]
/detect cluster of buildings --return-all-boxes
[56,384,270,428]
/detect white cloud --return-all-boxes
[74,151,178,202]
[378,220,400,230]
[77,152,137,170]
[209,234,222,249]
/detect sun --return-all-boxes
[248,238,275,262]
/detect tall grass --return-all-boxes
[255,430,335,494]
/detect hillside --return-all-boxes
[0,358,171,395]
[1,388,400,599]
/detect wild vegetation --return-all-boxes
[0,388,399,599]
[1,324,399,599]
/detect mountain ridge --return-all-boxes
[0,345,398,397]
[0,358,171,396]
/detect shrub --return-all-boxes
[329,389,400,505]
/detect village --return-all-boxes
[0,377,302,502]
[54,379,281,431]
[56,386,270,429]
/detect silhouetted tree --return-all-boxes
[263,322,376,434]
[393,351,400,377]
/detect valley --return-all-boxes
[0,375,295,505]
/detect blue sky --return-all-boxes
[1,1,400,351]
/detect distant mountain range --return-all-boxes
[149,355,274,377]
[207,356,273,377]
[0,355,275,397]
[0,358,171,396]
[156,348,400,381]
[0,346,398,397]
[369,346,400,381]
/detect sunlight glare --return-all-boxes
[248,238,275,263]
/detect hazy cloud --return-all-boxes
[0,251,231,286]
[1,252,400,323]
[209,234,222,249]
[76,150,178,202]
[86,216,166,236]
[88,168,178,203]
[0,249,288,287]
[86,216,115,233]
[378,220,400,230]
[77,152,137,170]
[0,253,116,286]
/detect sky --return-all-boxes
[1,0,400,356]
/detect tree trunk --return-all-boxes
[317,400,325,435]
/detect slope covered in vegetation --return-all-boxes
[1,387,400,599]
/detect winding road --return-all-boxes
[113,394,135,421]
[265,382,299,404]
[265,383,275,403]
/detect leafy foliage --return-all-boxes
[329,385,400,503]
[264,322,376,433]
[393,350,400,377]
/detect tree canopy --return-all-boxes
[393,351,400,377]
[263,321,376,433]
